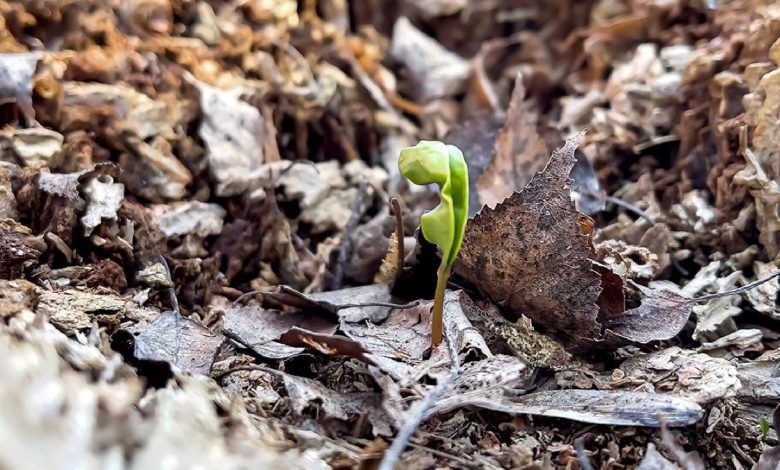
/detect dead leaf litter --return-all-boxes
[1,1,780,468]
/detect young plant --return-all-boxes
[398,141,468,347]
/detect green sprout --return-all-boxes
[398,141,468,347]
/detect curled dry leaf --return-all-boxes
[116,311,224,376]
[458,134,603,350]
[744,261,780,318]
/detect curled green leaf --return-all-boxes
[398,140,468,346]
[399,141,468,269]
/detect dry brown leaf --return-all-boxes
[117,311,224,376]
[603,284,695,345]
[0,219,45,279]
[262,283,394,323]
[476,74,550,209]
[282,373,392,436]
[458,134,603,350]
[223,304,336,360]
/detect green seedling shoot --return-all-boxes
[398,141,468,347]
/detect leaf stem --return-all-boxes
[432,265,450,347]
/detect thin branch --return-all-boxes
[604,195,655,225]
[158,255,179,316]
[695,270,780,302]
[390,197,405,282]
[214,364,284,380]
[332,300,421,310]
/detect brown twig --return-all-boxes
[390,197,405,283]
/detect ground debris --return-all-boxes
[1,0,779,467]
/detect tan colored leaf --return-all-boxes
[476,74,549,209]
[457,134,602,350]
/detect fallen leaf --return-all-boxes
[117,311,224,376]
[0,279,37,318]
[62,82,177,139]
[390,17,469,100]
[282,372,392,436]
[2,128,64,167]
[118,135,192,202]
[691,271,741,342]
[38,287,156,332]
[277,326,372,361]
[476,74,550,209]
[603,284,695,344]
[187,75,266,196]
[223,304,336,359]
[617,347,741,404]
[0,52,41,121]
[485,389,703,427]
[154,201,226,239]
[458,134,603,350]
[744,261,780,318]
[263,284,394,323]
[428,354,529,416]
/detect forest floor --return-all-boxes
[1,0,780,468]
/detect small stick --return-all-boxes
[158,255,179,316]
[694,270,780,302]
[604,195,655,226]
[390,197,405,282]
